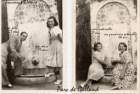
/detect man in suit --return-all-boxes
[9,32,28,76]
[2,32,28,88]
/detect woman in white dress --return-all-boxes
[81,42,109,87]
[46,16,63,85]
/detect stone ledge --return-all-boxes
[15,75,56,85]
[23,68,49,75]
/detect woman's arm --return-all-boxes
[58,34,62,43]
[93,53,105,65]
[57,27,63,43]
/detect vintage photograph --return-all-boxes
[1,0,63,90]
[76,0,137,91]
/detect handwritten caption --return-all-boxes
[4,0,37,4]
[57,86,99,92]
[104,33,137,39]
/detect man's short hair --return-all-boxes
[20,32,28,36]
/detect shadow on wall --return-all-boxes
[2,0,9,43]
[76,2,91,80]
[56,0,62,29]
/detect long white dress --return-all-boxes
[47,26,63,67]
[87,51,106,81]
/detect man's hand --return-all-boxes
[18,54,25,61]
[20,56,25,61]
[11,61,15,69]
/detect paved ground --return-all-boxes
[2,75,61,90]
[2,83,60,90]
[77,80,137,90]
[3,81,136,90]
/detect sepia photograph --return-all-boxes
[1,0,140,93]
[1,0,63,90]
[76,0,138,91]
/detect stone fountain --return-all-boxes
[9,0,59,85]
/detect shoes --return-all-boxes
[54,80,62,85]
[44,72,55,78]
[3,83,13,88]
[111,86,120,90]
[80,82,86,88]
[7,84,13,88]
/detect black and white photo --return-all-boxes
[76,0,137,91]
[1,0,63,90]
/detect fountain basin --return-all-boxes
[23,68,49,75]
[15,75,56,85]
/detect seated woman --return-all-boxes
[80,42,110,87]
[111,42,136,90]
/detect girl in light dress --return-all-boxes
[45,16,63,85]
[80,42,110,87]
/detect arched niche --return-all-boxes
[92,2,133,58]
[13,0,58,69]
[14,0,52,24]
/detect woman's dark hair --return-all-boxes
[47,16,58,28]
[118,42,127,51]
[93,42,102,51]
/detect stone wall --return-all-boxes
[2,0,9,43]
[90,0,137,63]
[76,0,137,80]
[2,0,62,42]
[2,0,62,69]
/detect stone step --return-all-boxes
[14,75,56,85]
[100,75,113,84]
